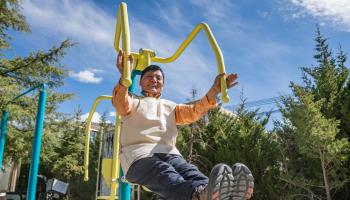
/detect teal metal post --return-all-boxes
[129,70,142,92]
[117,71,141,200]
[26,84,47,200]
[118,168,131,200]
[0,111,9,169]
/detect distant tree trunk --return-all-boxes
[188,124,194,164]
[9,159,21,192]
[320,149,332,200]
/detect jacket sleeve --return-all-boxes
[111,82,133,116]
[175,95,217,125]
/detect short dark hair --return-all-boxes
[141,65,164,80]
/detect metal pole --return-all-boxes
[116,71,138,200]
[129,70,142,93]
[26,84,47,200]
[118,169,131,200]
[0,111,9,169]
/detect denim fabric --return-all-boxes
[126,153,208,200]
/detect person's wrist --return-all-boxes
[118,77,124,86]
[207,87,219,101]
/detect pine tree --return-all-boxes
[1,0,76,195]
[0,0,29,53]
[177,100,283,199]
[277,27,350,200]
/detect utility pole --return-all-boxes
[187,87,197,164]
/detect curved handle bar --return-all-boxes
[152,23,229,103]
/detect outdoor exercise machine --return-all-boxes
[83,2,230,200]
[0,83,47,200]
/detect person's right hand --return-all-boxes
[116,50,134,74]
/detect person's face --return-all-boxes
[140,70,164,97]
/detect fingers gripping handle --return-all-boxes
[220,75,229,103]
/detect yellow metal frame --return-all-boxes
[114,2,131,87]
[83,95,121,200]
[85,2,231,200]
[115,21,230,102]
[151,22,229,103]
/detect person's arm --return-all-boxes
[111,50,134,116]
[175,94,216,125]
[112,81,133,116]
[175,73,238,125]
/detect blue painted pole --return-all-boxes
[118,168,131,200]
[0,111,9,169]
[129,70,142,93]
[26,84,47,200]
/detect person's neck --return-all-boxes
[142,91,161,99]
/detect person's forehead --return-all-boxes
[143,70,163,77]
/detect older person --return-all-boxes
[112,50,254,200]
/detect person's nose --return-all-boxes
[151,76,157,83]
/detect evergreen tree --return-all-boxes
[0,0,29,53]
[276,27,350,200]
[177,102,283,199]
[1,0,76,196]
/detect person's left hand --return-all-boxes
[211,73,238,95]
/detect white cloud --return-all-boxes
[69,69,103,83]
[80,112,101,123]
[287,0,350,31]
[22,0,114,46]
[109,111,116,117]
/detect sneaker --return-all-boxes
[207,163,235,200]
[231,163,254,200]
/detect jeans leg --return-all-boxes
[126,155,198,200]
[162,154,208,185]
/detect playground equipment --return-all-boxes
[0,83,47,200]
[83,2,230,200]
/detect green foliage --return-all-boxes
[0,40,75,166]
[177,105,283,199]
[0,0,29,53]
[277,27,350,199]
[51,108,85,181]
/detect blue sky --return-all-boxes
[6,0,350,123]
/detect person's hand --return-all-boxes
[116,50,134,75]
[206,73,238,101]
[211,73,238,94]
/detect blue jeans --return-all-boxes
[126,153,209,200]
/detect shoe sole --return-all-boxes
[207,163,235,200]
[231,163,254,200]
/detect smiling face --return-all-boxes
[140,70,164,97]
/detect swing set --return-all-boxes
[84,2,231,200]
